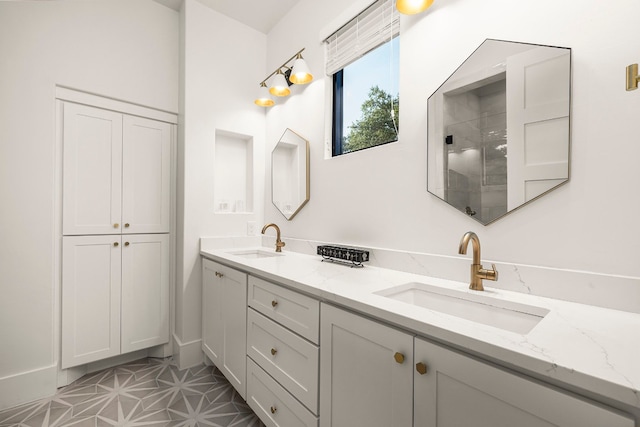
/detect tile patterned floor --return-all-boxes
[0,358,265,427]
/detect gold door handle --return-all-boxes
[124,242,130,247]
[271,300,278,307]
[271,348,277,356]
[215,272,224,278]
[416,362,428,375]
[113,223,119,229]
[270,406,277,414]
[394,352,405,364]
[113,242,119,247]
[124,223,130,228]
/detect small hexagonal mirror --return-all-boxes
[271,128,310,220]
[427,39,571,225]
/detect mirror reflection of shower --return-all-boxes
[444,75,507,224]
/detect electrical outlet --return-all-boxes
[247,221,256,236]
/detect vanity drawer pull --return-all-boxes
[124,223,130,228]
[394,352,405,364]
[271,348,277,356]
[113,242,119,247]
[124,242,130,247]
[215,271,224,278]
[270,405,277,414]
[113,223,119,229]
[271,300,278,307]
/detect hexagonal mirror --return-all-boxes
[427,39,571,225]
[271,128,310,220]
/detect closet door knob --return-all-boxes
[394,352,405,364]
[416,362,428,375]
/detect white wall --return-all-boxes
[175,0,267,366]
[0,0,178,409]
[264,0,640,282]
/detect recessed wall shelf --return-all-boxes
[214,130,253,214]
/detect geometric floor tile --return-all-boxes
[0,358,264,427]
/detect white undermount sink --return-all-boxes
[375,282,548,334]
[225,249,283,259]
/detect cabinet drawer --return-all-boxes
[248,309,319,413]
[248,276,319,344]
[247,358,318,427]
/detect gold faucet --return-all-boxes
[261,223,285,253]
[458,231,498,291]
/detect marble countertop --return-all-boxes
[200,243,640,410]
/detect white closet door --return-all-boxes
[120,233,170,353]
[62,103,122,235]
[61,235,121,369]
[122,115,171,234]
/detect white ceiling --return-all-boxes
[153,0,301,34]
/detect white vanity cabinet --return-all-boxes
[62,234,169,368]
[202,259,248,399]
[246,276,320,427]
[319,303,413,427]
[63,102,171,236]
[414,337,634,427]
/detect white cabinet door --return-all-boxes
[62,103,122,235]
[202,259,223,365]
[122,115,171,234]
[121,234,169,353]
[62,235,121,368]
[320,304,413,427]
[414,337,633,427]
[201,259,248,399]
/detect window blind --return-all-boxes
[324,0,399,76]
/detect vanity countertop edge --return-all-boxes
[200,245,640,410]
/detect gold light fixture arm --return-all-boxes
[626,64,639,91]
[259,48,306,86]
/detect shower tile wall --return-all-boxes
[444,78,507,223]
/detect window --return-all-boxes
[325,0,400,156]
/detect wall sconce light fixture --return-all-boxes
[626,63,639,91]
[254,82,275,107]
[396,0,434,14]
[255,48,313,107]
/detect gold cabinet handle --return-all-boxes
[124,242,130,247]
[394,352,405,364]
[270,348,277,356]
[270,406,277,414]
[416,362,428,375]
[113,242,119,247]
[215,272,224,278]
[124,223,130,228]
[113,223,119,229]
[271,300,278,308]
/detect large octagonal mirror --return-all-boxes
[427,39,571,225]
[271,128,310,220]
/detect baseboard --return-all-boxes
[172,334,203,370]
[0,364,57,411]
